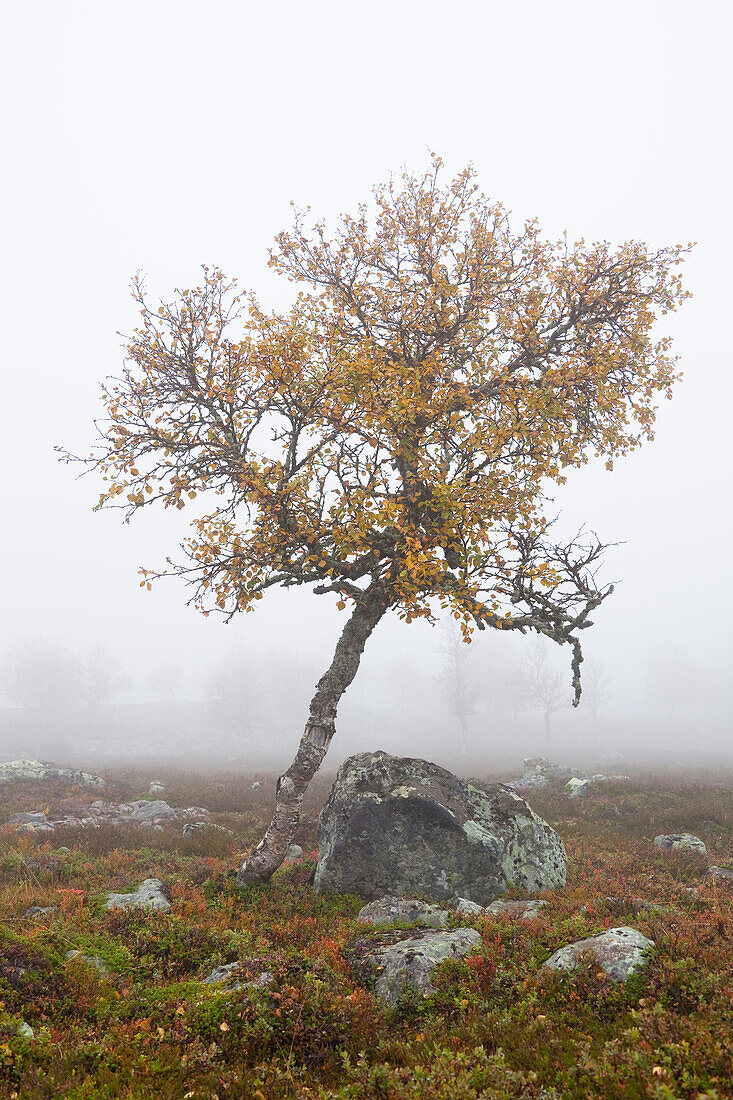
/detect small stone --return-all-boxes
[200,962,273,991]
[23,905,57,920]
[65,950,110,977]
[545,926,655,982]
[706,866,733,884]
[349,927,482,1003]
[653,834,707,858]
[149,780,165,795]
[17,1021,34,1039]
[566,778,591,798]
[284,844,304,862]
[182,821,237,839]
[103,878,170,912]
[486,899,547,919]
[453,897,484,915]
[358,896,450,928]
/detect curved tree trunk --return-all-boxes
[236,589,388,885]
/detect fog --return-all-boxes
[1,1,731,776]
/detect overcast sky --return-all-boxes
[1,1,730,737]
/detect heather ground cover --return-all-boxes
[0,768,731,1099]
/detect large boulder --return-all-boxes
[0,760,104,787]
[314,751,566,904]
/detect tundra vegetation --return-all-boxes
[60,158,689,883]
[0,768,731,1098]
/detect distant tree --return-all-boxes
[437,618,483,756]
[646,645,695,719]
[206,650,264,730]
[61,157,688,882]
[508,635,569,746]
[81,643,129,707]
[3,641,81,711]
[579,658,611,727]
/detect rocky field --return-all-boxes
[0,759,731,1099]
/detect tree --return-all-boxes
[508,635,569,746]
[82,643,129,708]
[3,640,81,711]
[579,657,611,727]
[61,158,688,883]
[437,618,483,756]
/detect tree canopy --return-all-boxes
[64,158,689,880]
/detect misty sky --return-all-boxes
[1,2,731,739]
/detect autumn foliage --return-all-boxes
[63,158,689,881]
[85,159,687,649]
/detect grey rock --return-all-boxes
[522,757,577,779]
[17,1021,34,1040]
[65,950,110,977]
[506,775,549,791]
[201,962,273,991]
[8,811,49,826]
[178,806,211,821]
[706,865,733,883]
[315,751,567,905]
[149,780,165,795]
[454,897,484,915]
[284,843,304,862]
[0,760,104,787]
[103,877,170,912]
[486,899,547,919]
[358,896,450,928]
[182,821,237,839]
[653,833,707,858]
[566,778,591,798]
[349,927,482,1003]
[545,926,655,982]
[23,905,57,920]
[130,800,178,825]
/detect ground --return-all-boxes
[0,767,731,1099]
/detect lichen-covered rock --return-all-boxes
[130,800,178,825]
[200,962,273,991]
[23,906,57,920]
[358,896,450,928]
[348,927,483,1003]
[545,926,655,982]
[8,812,49,826]
[522,757,576,779]
[315,751,567,904]
[653,833,707,858]
[486,899,547,919]
[706,865,733,884]
[285,844,304,862]
[566,778,591,798]
[103,878,170,912]
[454,897,484,915]
[182,821,238,840]
[0,760,104,787]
